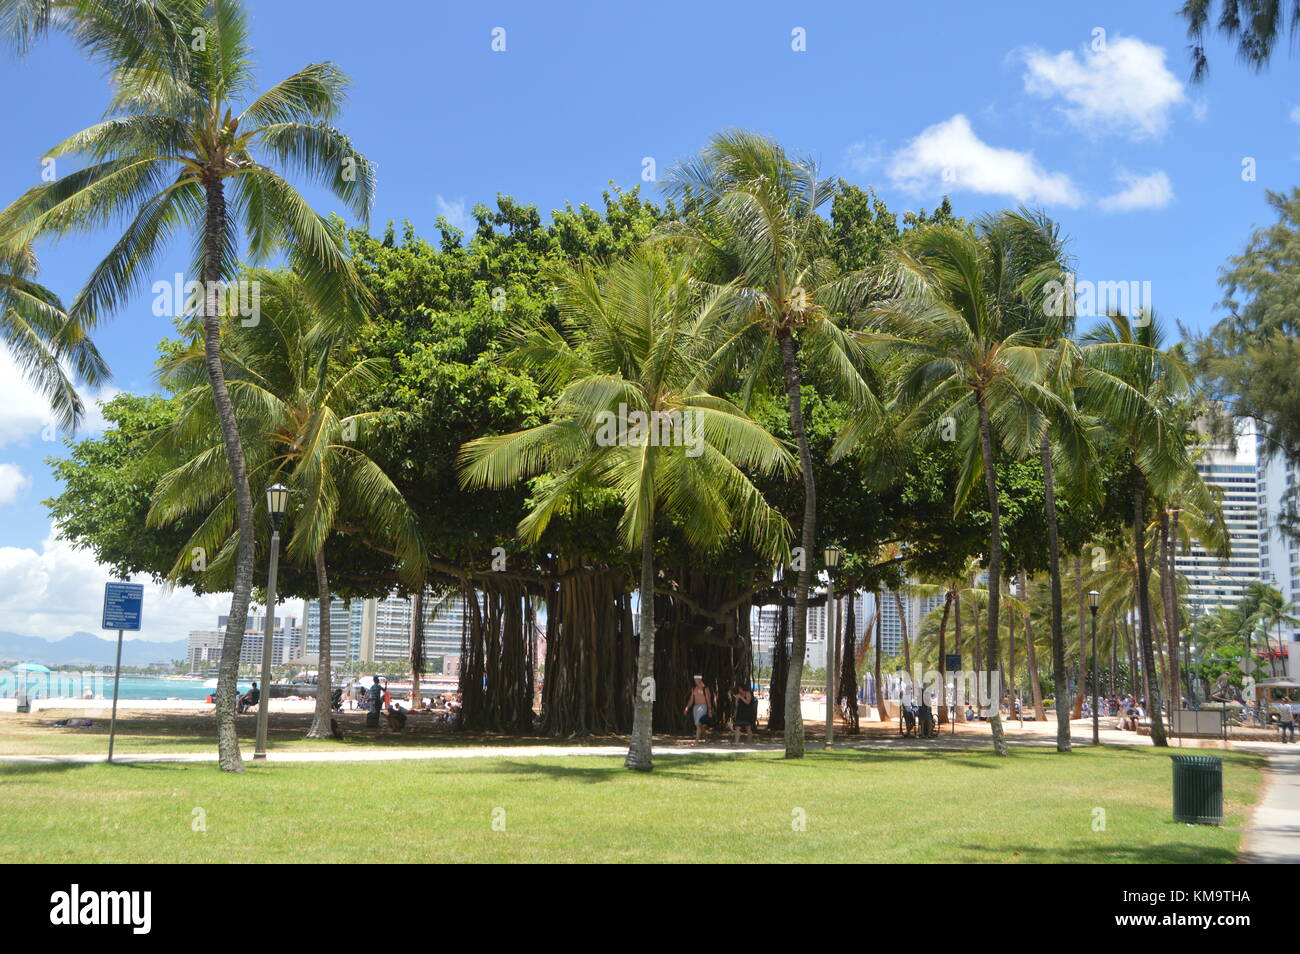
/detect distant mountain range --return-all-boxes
[0,631,187,667]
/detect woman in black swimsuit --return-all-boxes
[733,686,758,743]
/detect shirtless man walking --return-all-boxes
[684,674,714,741]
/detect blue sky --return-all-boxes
[0,0,1296,641]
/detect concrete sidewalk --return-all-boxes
[0,743,782,765]
[1241,750,1300,863]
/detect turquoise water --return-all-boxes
[0,673,252,701]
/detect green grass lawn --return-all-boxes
[0,747,1265,863]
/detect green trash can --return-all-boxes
[1171,754,1223,825]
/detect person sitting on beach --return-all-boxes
[386,702,408,732]
[237,683,260,715]
[1123,703,1138,731]
[917,703,935,737]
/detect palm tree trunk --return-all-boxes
[1040,434,1070,750]
[1073,556,1087,720]
[954,593,963,657]
[837,594,859,732]
[1159,508,1181,708]
[975,397,1008,755]
[938,591,953,723]
[202,173,254,774]
[410,589,424,709]
[895,590,911,672]
[306,546,333,739]
[1132,474,1167,746]
[1020,572,1046,722]
[1110,622,1118,700]
[1007,579,1017,719]
[1126,613,1139,698]
[626,508,657,770]
[954,592,965,721]
[778,329,816,758]
[874,587,887,721]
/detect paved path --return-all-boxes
[4,716,1287,765]
[0,743,790,765]
[1241,748,1300,863]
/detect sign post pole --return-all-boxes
[101,581,144,765]
[945,653,962,736]
[108,628,124,764]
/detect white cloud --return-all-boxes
[1023,35,1186,139]
[842,139,885,175]
[888,114,1082,206]
[0,350,57,447]
[1098,170,1174,213]
[0,463,31,507]
[0,349,118,448]
[0,527,234,643]
[434,194,474,236]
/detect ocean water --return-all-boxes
[0,672,252,701]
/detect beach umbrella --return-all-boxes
[11,662,50,707]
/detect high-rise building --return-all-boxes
[874,586,943,657]
[303,598,364,664]
[303,590,472,665]
[1257,436,1299,645]
[1176,420,1261,618]
[186,608,298,672]
[749,585,941,669]
[370,592,470,666]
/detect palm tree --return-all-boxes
[659,130,880,758]
[0,243,108,431]
[913,557,1021,723]
[977,209,1088,751]
[1252,585,1300,675]
[866,220,1066,756]
[0,0,373,771]
[147,269,422,740]
[1178,0,1299,79]
[1082,311,1195,746]
[459,249,794,771]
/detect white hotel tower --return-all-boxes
[1257,435,1300,646]
[1176,419,1261,618]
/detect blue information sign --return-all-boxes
[102,582,144,631]
[944,653,962,672]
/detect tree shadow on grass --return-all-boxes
[480,754,745,784]
[0,761,88,780]
[954,838,1238,864]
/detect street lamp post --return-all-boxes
[823,545,841,748]
[1088,590,1100,745]
[254,483,290,760]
